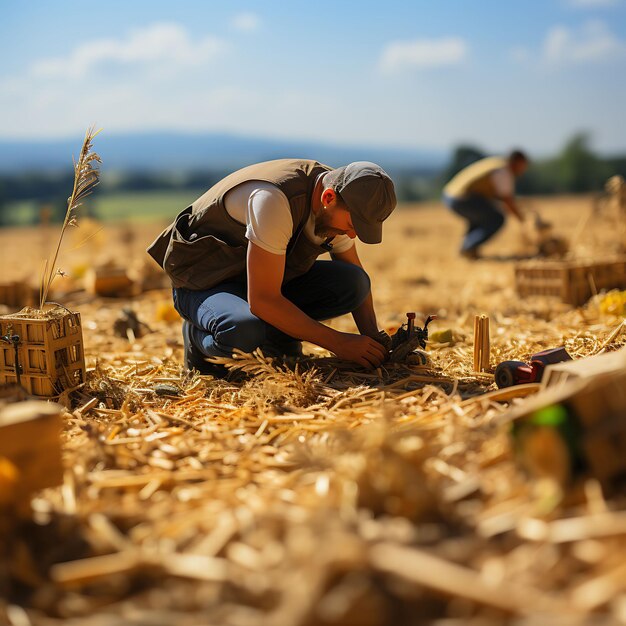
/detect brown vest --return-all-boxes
[147,159,332,290]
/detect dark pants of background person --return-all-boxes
[172,260,371,359]
[443,193,505,252]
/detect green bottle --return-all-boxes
[511,403,586,484]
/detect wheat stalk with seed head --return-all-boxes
[39,125,102,310]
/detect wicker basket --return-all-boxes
[515,257,626,306]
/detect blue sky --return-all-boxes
[2,0,626,155]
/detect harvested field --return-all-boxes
[1,195,626,625]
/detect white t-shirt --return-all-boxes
[491,168,514,198]
[223,181,354,255]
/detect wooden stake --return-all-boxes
[483,315,490,371]
[473,315,490,372]
[473,315,479,372]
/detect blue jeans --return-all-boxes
[172,260,371,358]
[444,193,505,252]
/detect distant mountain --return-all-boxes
[0,131,446,173]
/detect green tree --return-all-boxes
[442,144,486,184]
[555,132,611,193]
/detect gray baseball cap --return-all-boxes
[325,161,397,244]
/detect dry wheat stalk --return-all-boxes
[39,125,102,309]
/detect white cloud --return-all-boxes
[0,76,257,138]
[543,20,626,65]
[565,0,621,7]
[31,22,225,79]
[231,12,261,32]
[379,37,468,73]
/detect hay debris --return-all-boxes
[1,198,626,625]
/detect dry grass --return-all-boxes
[39,127,102,309]
[1,195,626,625]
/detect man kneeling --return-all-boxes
[147,159,397,374]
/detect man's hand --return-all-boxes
[331,332,388,368]
[374,329,392,351]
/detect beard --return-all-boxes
[314,209,339,238]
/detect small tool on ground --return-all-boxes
[388,313,436,363]
[495,346,572,388]
[113,307,153,341]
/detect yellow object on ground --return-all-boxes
[429,328,454,344]
[155,301,181,323]
[597,290,626,317]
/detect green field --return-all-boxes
[4,189,205,226]
[93,189,204,222]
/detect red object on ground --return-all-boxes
[495,347,572,388]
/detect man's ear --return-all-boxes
[321,188,337,207]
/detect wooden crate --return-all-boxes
[542,347,626,389]
[514,257,626,306]
[0,400,64,515]
[0,281,37,310]
[84,265,136,297]
[0,307,86,398]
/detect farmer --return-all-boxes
[442,150,529,259]
[147,159,397,374]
